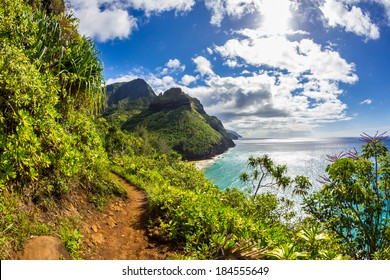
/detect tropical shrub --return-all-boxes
[304,132,390,259]
[0,0,123,258]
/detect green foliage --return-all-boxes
[58,217,83,260]
[123,107,222,158]
[0,190,51,259]
[111,152,296,259]
[120,88,234,160]
[0,0,116,200]
[267,243,307,260]
[240,155,312,197]
[304,134,390,259]
[0,0,124,259]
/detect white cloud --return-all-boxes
[70,0,137,42]
[215,30,358,83]
[360,98,372,105]
[166,59,185,71]
[106,73,139,85]
[204,0,260,27]
[159,59,186,75]
[319,0,380,40]
[183,69,351,135]
[192,56,215,76]
[181,74,198,85]
[106,70,182,94]
[68,0,195,41]
[182,27,359,136]
[166,59,181,68]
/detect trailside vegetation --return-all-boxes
[106,126,346,260]
[0,0,125,259]
[304,132,390,259]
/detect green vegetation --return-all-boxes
[111,155,293,259]
[237,132,390,259]
[58,217,84,260]
[2,0,389,261]
[0,0,124,259]
[105,127,344,260]
[304,132,390,259]
[121,87,235,160]
[239,155,311,197]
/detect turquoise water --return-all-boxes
[204,137,365,195]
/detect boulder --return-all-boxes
[19,236,71,260]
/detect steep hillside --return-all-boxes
[102,79,157,127]
[106,78,156,106]
[0,0,126,259]
[121,87,235,160]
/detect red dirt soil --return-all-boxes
[81,174,172,260]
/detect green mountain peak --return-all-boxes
[104,80,235,160]
[106,78,156,106]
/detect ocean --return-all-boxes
[203,137,387,198]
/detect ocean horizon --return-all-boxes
[203,137,390,200]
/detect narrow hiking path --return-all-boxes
[81,173,172,260]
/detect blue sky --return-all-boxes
[69,0,390,138]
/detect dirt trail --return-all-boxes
[81,174,171,260]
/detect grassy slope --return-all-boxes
[127,108,221,153]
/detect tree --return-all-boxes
[240,155,311,197]
[304,132,390,259]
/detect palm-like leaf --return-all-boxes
[297,224,329,246]
[267,244,307,260]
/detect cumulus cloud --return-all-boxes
[319,0,380,40]
[106,73,139,85]
[68,0,196,41]
[70,0,137,42]
[159,59,186,75]
[214,30,358,83]
[166,59,185,71]
[181,74,198,85]
[181,27,358,136]
[193,56,215,76]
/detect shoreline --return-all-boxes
[191,149,233,170]
[192,158,218,170]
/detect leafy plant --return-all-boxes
[304,132,390,259]
[267,243,307,260]
[240,155,312,197]
[58,217,83,259]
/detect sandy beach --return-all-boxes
[192,154,225,170]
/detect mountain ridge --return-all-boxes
[104,80,235,160]
[106,78,156,106]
